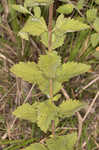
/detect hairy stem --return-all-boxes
[48,3,55,137]
[48,3,53,52]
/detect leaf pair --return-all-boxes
[13,99,86,132]
[22,132,77,150]
[11,51,90,95]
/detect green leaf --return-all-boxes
[22,16,47,36]
[10,62,41,83]
[38,52,61,78]
[34,6,41,18]
[11,4,30,14]
[76,0,84,10]
[37,100,59,132]
[56,62,91,82]
[41,31,65,49]
[52,94,61,101]
[37,77,62,95]
[13,103,37,122]
[46,132,77,150]
[91,33,99,47]
[24,143,48,150]
[86,8,97,22]
[18,31,29,40]
[24,0,53,7]
[93,17,99,32]
[95,0,99,4]
[54,15,90,36]
[59,99,86,117]
[57,4,74,14]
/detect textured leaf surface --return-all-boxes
[38,52,61,78]
[22,16,47,36]
[54,15,89,36]
[59,99,86,117]
[86,8,97,22]
[24,0,53,7]
[41,31,65,49]
[56,62,90,82]
[11,4,30,14]
[93,18,99,32]
[24,143,48,150]
[57,4,74,14]
[37,77,62,95]
[13,103,37,122]
[10,62,41,83]
[37,100,59,132]
[91,33,99,47]
[46,132,77,150]
[18,31,29,40]
[34,6,41,18]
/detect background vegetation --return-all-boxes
[0,0,99,150]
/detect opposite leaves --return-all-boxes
[11,52,90,95]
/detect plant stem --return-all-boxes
[48,3,55,137]
[48,3,53,52]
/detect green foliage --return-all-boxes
[24,143,48,150]
[20,16,47,36]
[24,0,53,7]
[86,8,97,22]
[10,62,41,83]
[11,4,30,14]
[56,62,90,82]
[37,100,59,132]
[13,99,87,132]
[13,103,37,122]
[93,17,99,32]
[46,132,77,150]
[11,52,90,95]
[76,0,84,10]
[57,4,74,14]
[54,14,89,36]
[59,99,86,118]
[41,32,65,49]
[34,6,41,18]
[95,0,99,4]
[91,33,99,47]
[38,51,61,78]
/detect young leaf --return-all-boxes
[18,31,29,40]
[24,0,53,7]
[37,100,59,132]
[86,8,97,22]
[46,132,77,150]
[56,62,91,82]
[59,99,86,117]
[37,76,62,95]
[91,33,99,47]
[11,4,30,14]
[34,6,41,18]
[13,103,37,122]
[93,17,99,32]
[41,31,65,49]
[21,16,47,36]
[38,52,61,78]
[57,4,74,14]
[54,16,90,36]
[10,62,41,83]
[24,143,48,150]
